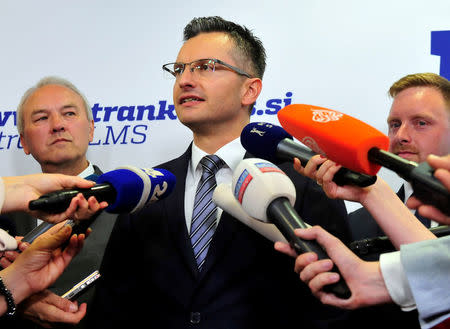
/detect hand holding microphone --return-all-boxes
[278,104,450,215]
[232,158,351,299]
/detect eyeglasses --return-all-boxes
[162,58,253,79]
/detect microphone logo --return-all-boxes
[311,109,343,123]
[254,162,284,174]
[141,168,165,178]
[250,127,266,136]
[234,169,253,203]
[301,136,326,156]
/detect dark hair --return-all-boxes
[183,16,266,79]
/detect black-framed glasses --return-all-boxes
[162,58,253,79]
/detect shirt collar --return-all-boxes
[190,138,246,174]
[78,161,95,178]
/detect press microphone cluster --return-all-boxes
[240,122,377,187]
[277,104,450,215]
[230,158,351,299]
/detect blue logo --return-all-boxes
[431,30,450,80]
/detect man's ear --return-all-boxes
[88,120,95,142]
[20,134,31,155]
[241,78,262,107]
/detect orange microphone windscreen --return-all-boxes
[277,104,389,176]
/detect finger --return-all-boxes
[293,252,318,273]
[308,271,340,295]
[26,225,72,255]
[434,168,450,191]
[405,196,422,209]
[299,259,334,283]
[4,250,21,261]
[274,241,297,258]
[416,205,450,225]
[427,154,450,171]
[321,163,342,185]
[57,175,95,190]
[303,155,327,179]
[293,158,306,175]
[0,257,12,268]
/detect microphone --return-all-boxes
[212,183,288,243]
[349,225,450,257]
[240,122,377,187]
[232,158,351,299]
[22,174,101,244]
[278,104,450,215]
[28,166,176,214]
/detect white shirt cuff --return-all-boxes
[379,251,416,311]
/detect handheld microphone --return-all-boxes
[349,225,450,257]
[278,104,450,215]
[212,183,288,243]
[241,122,377,187]
[232,158,351,299]
[22,174,101,244]
[28,166,176,214]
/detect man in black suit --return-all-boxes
[349,73,450,243]
[89,16,352,329]
[0,76,116,328]
[342,74,450,328]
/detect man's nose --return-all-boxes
[50,115,65,132]
[394,124,411,144]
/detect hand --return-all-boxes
[0,222,91,268]
[36,192,108,223]
[0,236,27,268]
[293,156,372,203]
[275,226,392,309]
[406,154,450,224]
[19,290,86,328]
[0,224,84,305]
[1,173,106,223]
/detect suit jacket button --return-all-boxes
[190,312,201,324]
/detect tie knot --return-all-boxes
[200,155,225,176]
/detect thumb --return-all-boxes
[29,225,73,253]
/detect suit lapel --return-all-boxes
[163,146,200,278]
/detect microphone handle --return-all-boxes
[349,225,450,256]
[28,183,117,214]
[368,148,450,215]
[267,197,351,299]
[278,139,377,187]
[21,222,54,244]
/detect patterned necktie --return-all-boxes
[190,155,225,271]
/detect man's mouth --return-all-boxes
[51,138,70,145]
[180,96,204,104]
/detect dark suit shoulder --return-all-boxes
[348,206,385,240]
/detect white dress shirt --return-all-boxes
[184,138,246,233]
